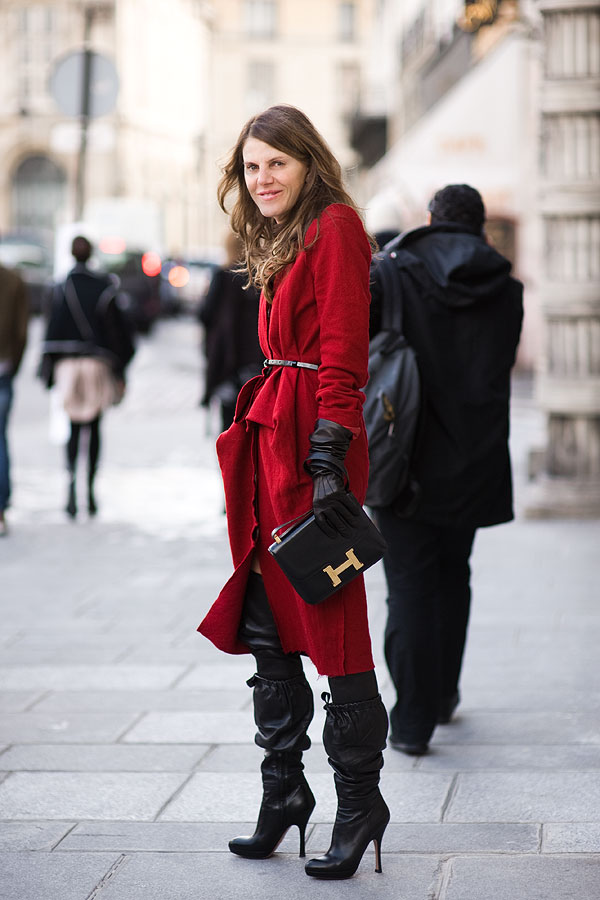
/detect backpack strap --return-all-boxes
[375,251,404,334]
[64,276,96,343]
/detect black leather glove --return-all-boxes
[305,419,362,538]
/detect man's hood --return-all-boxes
[388,224,514,308]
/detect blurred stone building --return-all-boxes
[0,0,376,257]
[0,0,210,255]
[201,0,376,252]
[354,0,543,368]
[353,0,600,515]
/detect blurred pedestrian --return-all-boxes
[0,263,29,536]
[39,236,134,518]
[198,232,262,432]
[369,184,523,755]
[198,104,389,880]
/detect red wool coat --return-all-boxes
[198,204,375,676]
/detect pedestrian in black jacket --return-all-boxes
[369,184,523,755]
[198,232,262,432]
[40,236,135,518]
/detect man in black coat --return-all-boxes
[369,184,523,755]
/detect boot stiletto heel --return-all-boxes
[373,828,385,873]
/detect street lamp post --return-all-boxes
[74,5,94,221]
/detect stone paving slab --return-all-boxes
[122,711,259,744]
[0,851,121,900]
[432,712,600,745]
[0,743,210,772]
[454,688,600,713]
[30,689,249,714]
[459,662,600,692]
[112,646,230,664]
[158,772,453,823]
[446,772,600,822]
[0,821,75,850]
[0,712,138,744]
[173,663,265,690]
[0,692,46,712]
[0,619,114,636]
[0,772,188,820]
[542,823,600,853]
[443,855,600,900]
[0,665,187,691]
[309,821,540,854]
[82,850,442,900]
[0,648,132,665]
[57,821,309,853]
[416,743,600,770]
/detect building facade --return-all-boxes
[0,0,210,256]
[354,0,543,368]
[527,0,600,516]
[202,0,376,252]
[0,0,376,258]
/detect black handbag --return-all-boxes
[268,499,387,605]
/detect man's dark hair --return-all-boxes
[71,235,92,263]
[428,184,485,234]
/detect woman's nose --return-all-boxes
[257,166,273,185]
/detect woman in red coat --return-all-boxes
[198,105,388,880]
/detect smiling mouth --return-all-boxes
[258,191,281,199]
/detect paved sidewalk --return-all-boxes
[1,319,599,899]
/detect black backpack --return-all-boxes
[364,251,422,511]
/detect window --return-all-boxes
[15,5,62,110]
[339,1,355,42]
[11,154,67,236]
[244,0,277,39]
[245,60,275,115]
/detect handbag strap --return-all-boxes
[64,276,96,343]
[271,510,313,543]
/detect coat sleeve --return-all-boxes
[307,206,371,434]
[369,260,384,339]
[11,274,29,374]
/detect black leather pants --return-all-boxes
[238,571,378,702]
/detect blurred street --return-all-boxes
[1,317,599,900]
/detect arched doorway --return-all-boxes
[11,154,67,245]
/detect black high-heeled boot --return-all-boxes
[229,748,315,858]
[305,693,390,880]
[87,470,97,517]
[66,473,77,519]
[229,673,315,859]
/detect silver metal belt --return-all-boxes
[264,358,319,371]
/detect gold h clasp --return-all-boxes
[323,549,364,587]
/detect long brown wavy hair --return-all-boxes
[217,104,364,302]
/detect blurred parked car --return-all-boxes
[160,258,219,317]
[0,233,53,315]
[96,243,162,334]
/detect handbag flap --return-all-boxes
[268,503,387,605]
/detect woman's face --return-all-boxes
[242,137,308,224]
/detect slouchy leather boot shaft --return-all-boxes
[322,694,388,800]
[248,673,313,752]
